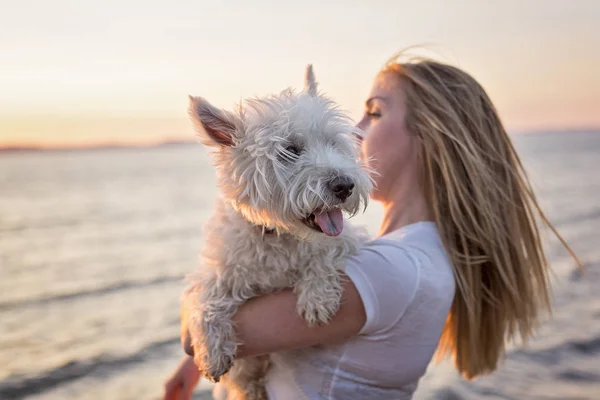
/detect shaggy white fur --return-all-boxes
[182,66,373,400]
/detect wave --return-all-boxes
[0,217,85,233]
[552,207,600,229]
[508,335,600,365]
[0,275,184,311]
[0,337,180,399]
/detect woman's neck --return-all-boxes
[377,182,431,237]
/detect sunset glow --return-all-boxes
[1,0,599,148]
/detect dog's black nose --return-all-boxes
[329,176,355,202]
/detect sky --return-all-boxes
[1,0,599,147]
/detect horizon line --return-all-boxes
[0,137,197,152]
[1,128,599,153]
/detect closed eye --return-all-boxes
[285,145,301,156]
[278,144,303,162]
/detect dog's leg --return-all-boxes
[184,279,243,382]
[294,264,343,326]
[222,355,271,400]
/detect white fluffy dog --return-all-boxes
[182,66,372,400]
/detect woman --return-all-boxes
[164,54,577,400]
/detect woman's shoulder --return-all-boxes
[344,221,454,336]
[346,221,440,270]
[371,221,439,247]
[370,222,450,268]
[374,221,456,305]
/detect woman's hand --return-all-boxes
[163,355,201,400]
[180,298,194,357]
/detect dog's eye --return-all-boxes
[285,145,301,156]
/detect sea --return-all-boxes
[1,131,598,400]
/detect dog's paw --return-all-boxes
[295,276,343,326]
[297,296,340,326]
[192,342,234,383]
[202,353,234,383]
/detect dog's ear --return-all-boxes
[304,64,318,97]
[188,96,239,147]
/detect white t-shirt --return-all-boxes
[265,221,456,399]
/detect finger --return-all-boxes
[183,330,194,357]
[171,384,182,400]
[163,381,181,400]
[181,382,194,400]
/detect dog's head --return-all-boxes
[189,65,372,241]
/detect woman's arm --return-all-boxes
[182,274,366,359]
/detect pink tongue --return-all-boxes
[315,209,344,236]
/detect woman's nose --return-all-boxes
[356,117,366,131]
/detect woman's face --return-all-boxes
[357,72,418,202]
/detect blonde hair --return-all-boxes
[382,55,580,379]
